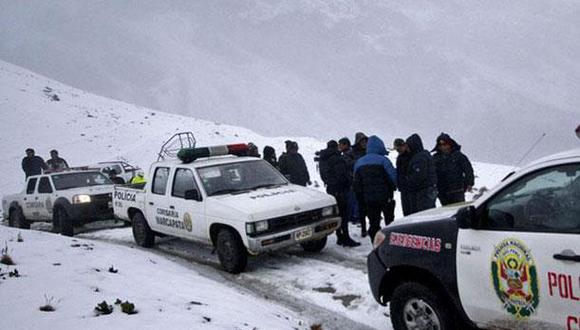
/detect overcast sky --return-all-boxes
[1,0,578,164]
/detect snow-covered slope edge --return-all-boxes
[0,226,308,329]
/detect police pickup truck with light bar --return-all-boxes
[2,170,115,236]
[368,149,580,330]
[113,142,341,273]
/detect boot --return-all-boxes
[342,237,361,247]
[336,232,345,246]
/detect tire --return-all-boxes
[390,282,455,330]
[216,228,247,274]
[132,212,155,247]
[55,208,74,237]
[9,208,30,229]
[300,236,327,253]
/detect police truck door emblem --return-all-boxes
[183,213,193,232]
[491,238,539,319]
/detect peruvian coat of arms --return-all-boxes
[491,238,540,319]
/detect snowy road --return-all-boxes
[73,223,391,330]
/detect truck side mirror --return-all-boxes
[456,206,477,229]
[184,189,201,201]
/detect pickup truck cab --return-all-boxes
[90,161,141,183]
[368,149,580,330]
[114,152,341,273]
[2,170,115,236]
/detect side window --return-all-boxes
[152,167,170,195]
[112,165,123,174]
[38,177,53,194]
[482,163,580,234]
[172,168,198,198]
[26,178,38,194]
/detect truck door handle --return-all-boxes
[553,253,580,262]
[148,202,154,206]
[35,197,39,200]
[169,205,175,209]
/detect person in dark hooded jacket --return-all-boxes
[393,138,412,216]
[432,133,474,205]
[353,136,397,242]
[279,141,310,186]
[399,134,437,214]
[263,146,278,169]
[352,132,368,161]
[319,140,360,247]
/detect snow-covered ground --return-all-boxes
[0,59,515,329]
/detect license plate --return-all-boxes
[294,228,313,241]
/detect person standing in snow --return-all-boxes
[353,136,397,242]
[399,134,437,214]
[319,140,360,247]
[278,141,310,186]
[338,137,359,225]
[263,146,278,169]
[352,132,368,161]
[46,149,69,172]
[393,138,412,216]
[130,171,147,184]
[247,143,261,158]
[22,148,48,178]
[432,133,474,205]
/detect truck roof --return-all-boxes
[28,169,104,179]
[152,155,261,168]
[523,148,580,169]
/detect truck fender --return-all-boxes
[8,201,24,219]
[209,223,243,247]
[53,197,72,216]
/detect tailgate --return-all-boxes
[113,186,145,221]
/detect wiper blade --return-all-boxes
[210,189,239,196]
[249,183,285,190]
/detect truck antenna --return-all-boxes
[512,132,546,170]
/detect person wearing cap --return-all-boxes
[432,133,474,205]
[353,136,397,242]
[393,138,412,216]
[318,140,360,247]
[278,141,310,186]
[46,149,69,172]
[22,148,48,178]
[399,134,437,214]
[108,169,126,184]
[130,171,147,184]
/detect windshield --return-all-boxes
[197,160,288,196]
[52,172,112,190]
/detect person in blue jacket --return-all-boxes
[353,136,397,242]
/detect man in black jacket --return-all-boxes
[393,138,412,216]
[22,148,48,178]
[279,141,310,186]
[399,134,437,215]
[319,140,360,247]
[432,133,475,205]
[263,146,278,169]
[46,149,69,172]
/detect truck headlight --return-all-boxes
[72,194,91,204]
[373,231,386,249]
[322,206,335,217]
[255,220,269,232]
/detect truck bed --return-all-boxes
[113,183,147,222]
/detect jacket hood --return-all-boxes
[432,133,461,152]
[354,132,368,145]
[366,136,389,156]
[406,134,424,154]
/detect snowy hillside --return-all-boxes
[0,59,510,215]
[0,60,515,329]
[1,1,579,163]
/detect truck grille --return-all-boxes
[250,209,324,237]
[92,193,112,211]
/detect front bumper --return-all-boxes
[246,216,341,254]
[69,195,113,223]
[367,249,388,305]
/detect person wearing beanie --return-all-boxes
[432,133,474,205]
[352,132,368,161]
[279,141,310,186]
[263,146,278,169]
[399,134,437,214]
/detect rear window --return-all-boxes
[52,172,112,190]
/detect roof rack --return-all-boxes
[157,132,197,161]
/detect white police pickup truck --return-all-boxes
[368,149,580,330]
[113,143,341,273]
[2,170,115,236]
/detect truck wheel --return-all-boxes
[132,212,155,247]
[9,208,30,229]
[390,282,454,330]
[300,236,327,253]
[55,208,74,237]
[216,228,247,274]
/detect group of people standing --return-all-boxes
[317,132,474,245]
[22,148,69,178]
